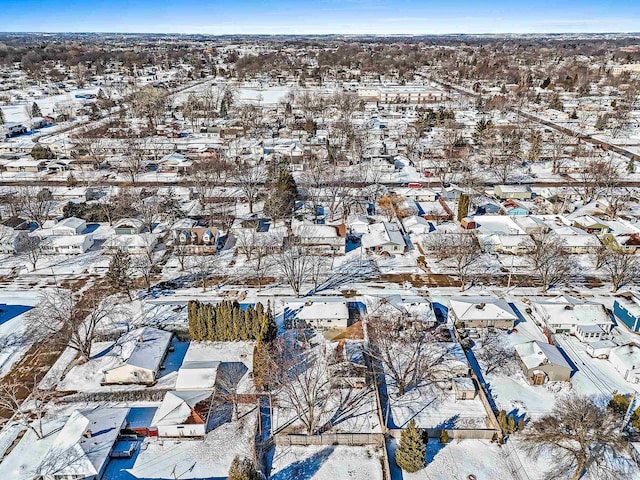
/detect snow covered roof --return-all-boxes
[449,296,517,322]
[176,343,221,390]
[515,340,572,371]
[610,344,640,373]
[532,296,612,328]
[152,390,212,427]
[0,408,128,479]
[289,300,349,321]
[106,326,172,373]
[361,222,405,248]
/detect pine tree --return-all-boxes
[497,410,508,433]
[0,108,5,125]
[395,420,426,473]
[507,415,516,434]
[107,249,133,299]
[31,102,42,118]
[439,429,449,444]
[457,193,470,222]
[227,456,261,480]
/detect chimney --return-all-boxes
[84,430,92,438]
[476,303,486,310]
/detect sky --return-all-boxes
[0,0,639,35]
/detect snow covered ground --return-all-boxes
[269,444,385,480]
[388,438,514,480]
[105,404,257,479]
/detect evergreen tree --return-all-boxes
[31,102,42,118]
[395,420,426,473]
[0,108,5,125]
[264,171,297,221]
[457,193,470,222]
[227,456,261,480]
[439,429,449,444]
[107,249,134,299]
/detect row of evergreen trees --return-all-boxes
[187,300,276,342]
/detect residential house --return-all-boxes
[292,220,347,255]
[448,296,518,329]
[175,343,221,391]
[151,390,213,438]
[501,199,529,216]
[0,407,129,480]
[361,221,406,254]
[40,234,94,255]
[531,296,613,341]
[113,218,145,235]
[614,292,640,333]
[0,225,27,253]
[514,340,572,384]
[102,327,173,385]
[285,299,350,330]
[573,215,610,235]
[105,232,157,254]
[494,185,533,201]
[609,344,640,383]
[173,226,219,254]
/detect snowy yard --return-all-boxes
[105,404,257,480]
[269,444,385,480]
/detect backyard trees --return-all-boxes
[366,308,449,397]
[522,395,630,480]
[395,419,426,473]
[227,456,261,480]
[601,250,640,293]
[28,288,120,362]
[528,233,575,292]
[427,232,483,291]
[107,248,134,299]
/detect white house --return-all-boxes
[361,221,406,254]
[514,340,572,384]
[102,327,173,385]
[609,344,640,384]
[176,343,221,391]
[285,299,350,330]
[151,390,213,438]
[49,216,87,236]
[0,225,27,253]
[105,232,158,254]
[0,407,129,480]
[292,220,346,255]
[40,234,94,255]
[531,296,613,341]
[449,296,518,329]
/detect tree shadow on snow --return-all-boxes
[270,446,335,480]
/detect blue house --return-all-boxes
[613,293,640,332]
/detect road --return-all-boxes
[432,77,640,163]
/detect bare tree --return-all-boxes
[0,378,54,440]
[233,163,265,214]
[28,288,120,361]
[528,233,575,292]
[522,395,631,480]
[17,187,53,228]
[473,332,515,375]
[216,362,248,421]
[426,232,483,291]
[16,235,45,271]
[268,334,333,435]
[367,313,449,397]
[276,244,314,297]
[601,250,640,293]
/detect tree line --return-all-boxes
[187,300,276,342]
